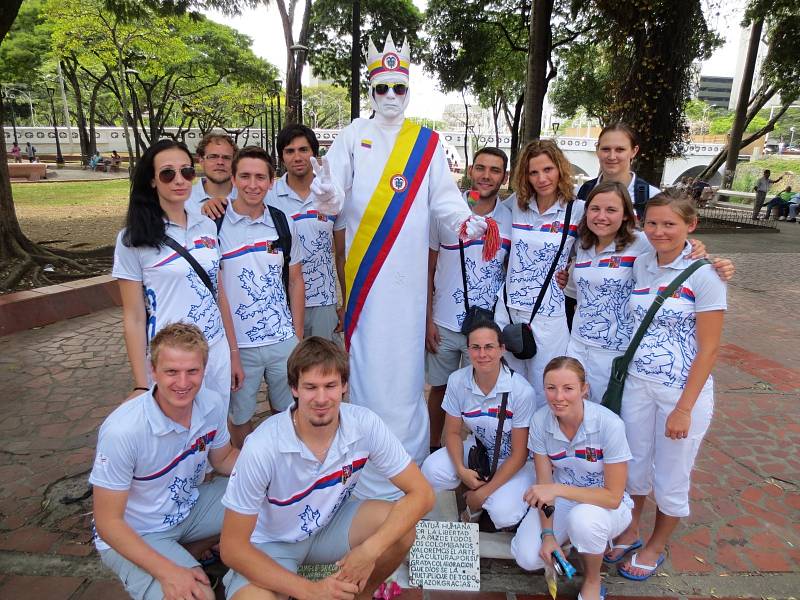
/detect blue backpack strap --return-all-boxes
[633,175,650,207]
[577,178,598,200]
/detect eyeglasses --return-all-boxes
[204,153,233,161]
[468,343,500,352]
[158,166,196,184]
[373,83,408,96]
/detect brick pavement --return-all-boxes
[0,248,798,598]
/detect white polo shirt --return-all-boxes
[572,231,652,351]
[89,387,230,550]
[112,212,224,344]
[506,198,585,316]
[222,403,410,543]
[628,243,727,389]
[186,178,237,217]
[218,203,303,348]
[530,400,632,491]
[266,174,338,308]
[443,365,535,462]
[430,194,512,332]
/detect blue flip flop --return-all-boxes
[603,539,643,564]
[618,552,666,581]
[577,584,607,600]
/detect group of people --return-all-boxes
[9,140,36,162]
[93,35,734,600]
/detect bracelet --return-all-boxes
[133,386,148,392]
[540,528,555,541]
[230,348,240,354]
[674,406,691,416]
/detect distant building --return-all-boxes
[695,76,733,106]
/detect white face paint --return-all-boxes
[370,80,410,124]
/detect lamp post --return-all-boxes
[275,79,283,133]
[46,87,64,165]
[791,126,796,148]
[552,122,560,137]
[270,95,277,159]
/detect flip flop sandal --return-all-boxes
[603,538,643,564]
[618,552,666,581]
[577,584,607,600]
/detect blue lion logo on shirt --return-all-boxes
[299,504,321,537]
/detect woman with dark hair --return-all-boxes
[113,139,242,401]
[495,139,585,400]
[421,320,536,528]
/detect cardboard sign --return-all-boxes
[408,520,480,590]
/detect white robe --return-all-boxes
[326,118,471,498]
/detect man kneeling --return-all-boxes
[91,323,239,600]
[220,337,435,599]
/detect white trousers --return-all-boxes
[511,497,633,571]
[565,337,621,404]
[494,305,570,407]
[620,374,714,517]
[421,441,536,529]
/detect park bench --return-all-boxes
[714,189,756,205]
[8,162,47,181]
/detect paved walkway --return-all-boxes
[0,228,798,598]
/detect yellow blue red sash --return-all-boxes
[344,121,439,348]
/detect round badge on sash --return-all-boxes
[382,53,400,71]
[390,174,408,193]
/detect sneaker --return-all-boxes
[779,216,786,221]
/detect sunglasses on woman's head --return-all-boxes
[372,83,408,96]
[158,166,196,184]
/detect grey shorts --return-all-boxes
[223,497,363,598]
[425,324,469,387]
[230,337,298,423]
[304,304,339,341]
[99,477,228,600]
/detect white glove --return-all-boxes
[309,156,343,216]
[462,214,488,240]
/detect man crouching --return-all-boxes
[91,323,239,600]
[220,337,435,599]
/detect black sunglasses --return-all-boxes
[158,166,196,184]
[373,83,408,96]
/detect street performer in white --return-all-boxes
[309,35,497,498]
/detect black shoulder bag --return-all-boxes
[162,237,217,302]
[602,259,710,415]
[501,200,574,360]
[458,239,496,334]
[467,370,513,482]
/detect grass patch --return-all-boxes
[11,179,130,207]
[731,157,800,193]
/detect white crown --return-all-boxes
[367,34,410,81]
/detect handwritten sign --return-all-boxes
[408,520,480,591]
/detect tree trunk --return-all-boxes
[350,0,361,121]
[462,90,470,176]
[0,0,32,260]
[522,0,554,142]
[723,19,763,189]
[61,58,91,163]
[697,94,794,182]
[510,93,524,172]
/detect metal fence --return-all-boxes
[696,203,779,233]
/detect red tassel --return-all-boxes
[482,217,500,261]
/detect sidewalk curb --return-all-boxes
[0,275,121,337]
